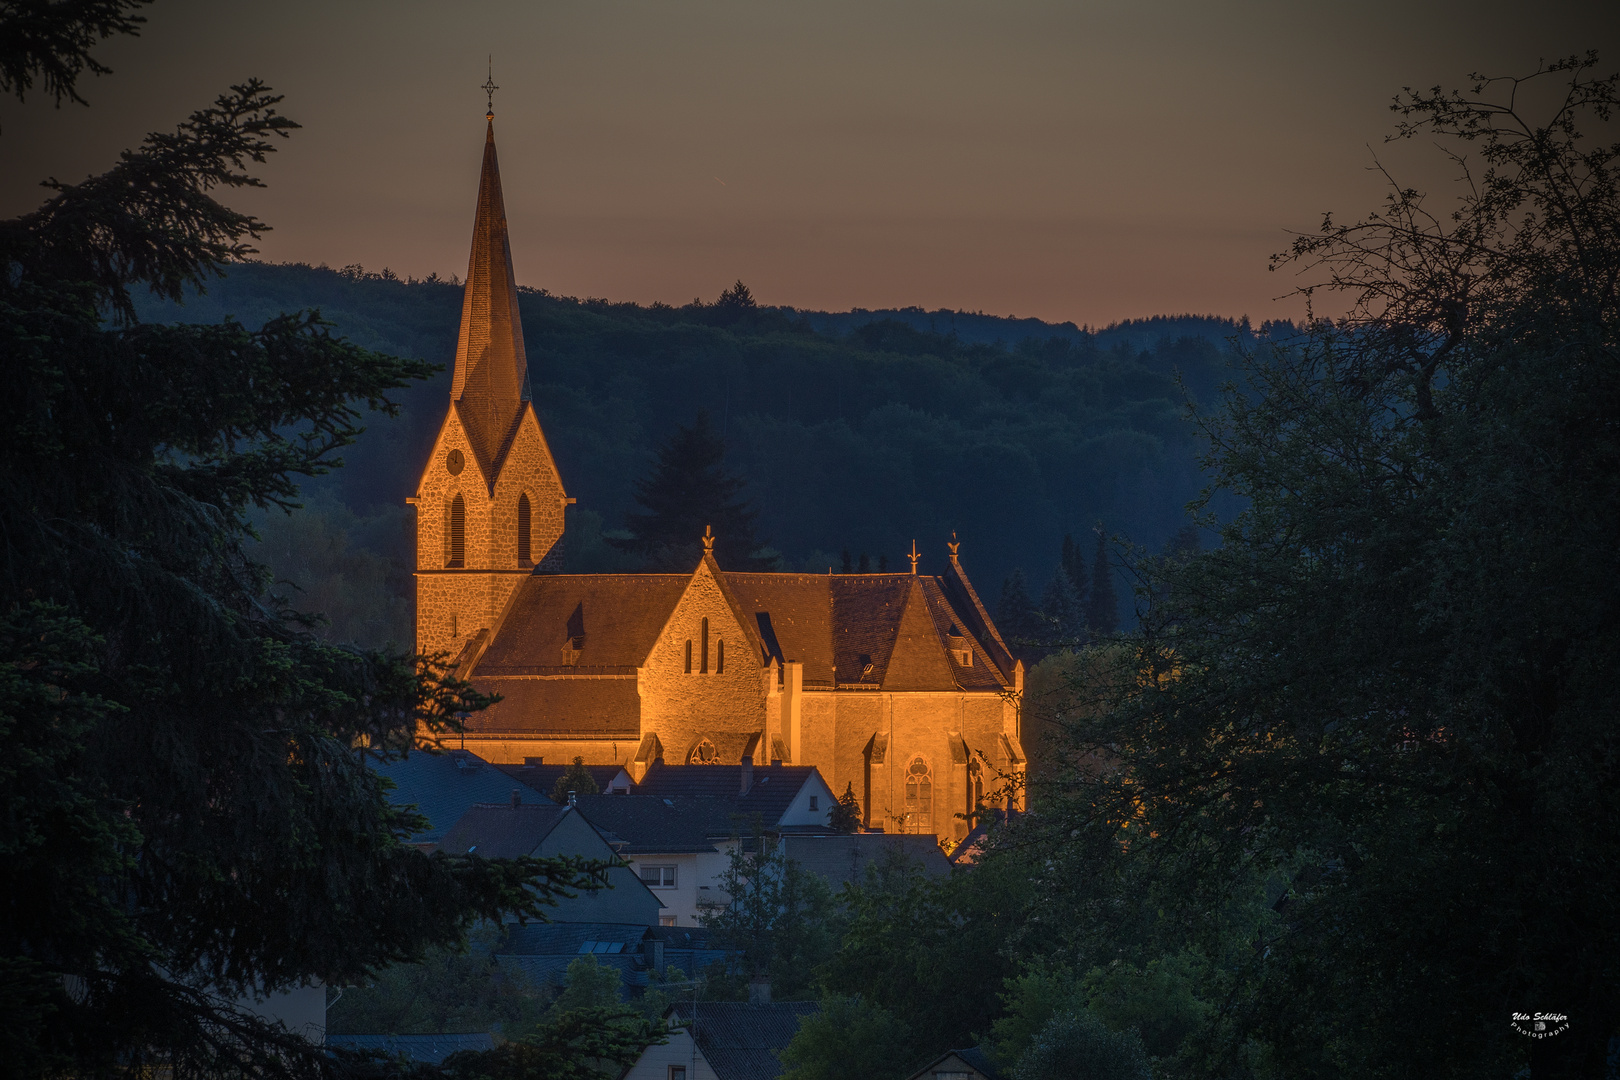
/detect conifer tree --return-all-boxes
[830,783,862,833]
[841,548,854,573]
[1040,567,1085,645]
[1060,532,1088,602]
[610,411,777,570]
[997,568,1045,662]
[1085,531,1120,635]
[550,757,601,803]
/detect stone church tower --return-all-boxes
[411,117,570,663]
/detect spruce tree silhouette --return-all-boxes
[611,411,777,570]
[1086,530,1119,635]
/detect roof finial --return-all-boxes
[947,531,961,559]
[702,525,715,553]
[908,539,920,575]
[482,55,499,120]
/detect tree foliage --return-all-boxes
[550,756,601,803]
[0,0,149,109]
[776,994,914,1080]
[610,411,777,570]
[1039,55,1620,1079]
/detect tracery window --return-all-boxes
[688,738,717,764]
[516,493,531,564]
[447,494,465,567]
[903,756,933,831]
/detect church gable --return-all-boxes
[414,408,492,571]
[639,556,769,763]
[878,579,961,692]
[488,403,568,569]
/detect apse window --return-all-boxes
[640,865,677,888]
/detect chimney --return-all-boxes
[748,975,771,1004]
[739,756,754,796]
[567,789,578,807]
[510,788,521,809]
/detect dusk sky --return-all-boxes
[4,0,1614,326]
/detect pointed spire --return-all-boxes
[450,118,530,477]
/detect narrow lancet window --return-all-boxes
[517,493,531,564]
[448,495,465,567]
[716,639,724,674]
[685,640,693,674]
[700,617,709,674]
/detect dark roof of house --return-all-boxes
[464,676,642,738]
[367,748,549,844]
[667,1001,820,1080]
[572,794,723,853]
[501,921,649,955]
[634,764,827,830]
[497,762,632,798]
[435,801,574,858]
[903,1047,1004,1080]
[782,833,951,889]
[498,952,646,991]
[327,1032,494,1064]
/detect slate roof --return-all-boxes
[501,922,649,955]
[478,575,690,671]
[782,834,950,889]
[435,801,574,857]
[498,762,633,798]
[327,1032,494,1064]
[572,794,723,853]
[634,765,823,830]
[667,1001,820,1080]
[902,1047,1004,1080]
[467,566,1012,697]
[367,748,549,844]
[465,676,641,738]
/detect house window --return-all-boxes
[685,640,693,673]
[447,495,465,567]
[716,638,724,674]
[660,915,677,928]
[516,493,531,564]
[700,617,709,673]
[809,795,819,811]
[640,865,677,888]
[669,1067,687,1080]
[904,756,933,831]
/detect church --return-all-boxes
[410,111,1026,846]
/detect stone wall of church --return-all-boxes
[415,407,566,657]
[637,562,768,763]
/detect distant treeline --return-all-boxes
[140,262,1275,644]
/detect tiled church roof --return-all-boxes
[468,564,1013,695]
[467,677,642,738]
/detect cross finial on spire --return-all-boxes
[908,539,920,575]
[702,525,715,553]
[482,56,499,120]
[947,531,961,559]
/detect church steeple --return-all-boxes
[451,119,531,478]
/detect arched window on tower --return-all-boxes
[516,493,532,565]
[700,617,709,674]
[447,495,465,567]
[716,639,724,674]
[685,640,693,674]
[903,756,933,832]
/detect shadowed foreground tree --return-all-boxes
[610,411,777,570]
[1038,55,1620,1079]
[0,42,602,1080]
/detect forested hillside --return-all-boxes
[140,262,1272,646]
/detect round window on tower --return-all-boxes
[446,449,465,475]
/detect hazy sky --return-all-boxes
[4,1,1614,326]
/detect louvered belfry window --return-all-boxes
[448,495,466,567]
[517,493,532,564]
